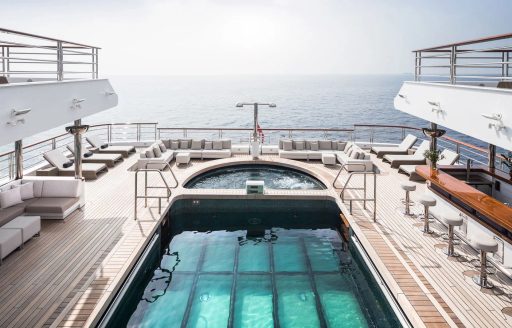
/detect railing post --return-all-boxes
[154,124,158,141]
[1,46,5,76]
[57,41,63,81]
[137,124,141,142]
[52,138,56,150]
[450,46,457,84]
[506,51,510,79]
[415,51,420,81]
[108,124,112,143]
[8,152,14,180]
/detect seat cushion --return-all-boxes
[0,205,26,226]
[25,197,79,214]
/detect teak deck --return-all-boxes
[0,151,511,327]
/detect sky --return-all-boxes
[2,0,512,76]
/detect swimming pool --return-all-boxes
[101,200,402,328]
[185,164,326,190]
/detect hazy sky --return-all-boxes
[3,0,511,75]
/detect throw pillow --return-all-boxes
[358,152,366,160]
[153,146,162,158]
[191,140,202,150]
[344,142,353,153]
[295,141,305,150]
[204,141,213,150]
[0,187,23,209]
[221,139,232,149]
[351,151,360,159]
[179,140,190,149]
[337,142,346,151]
[159,142,167,152]
[319,140,331,150]
[145,149,154,158]
[283,140,293,151]
[17,182,35,200]
[63,160,74,168]
[310,141,319,151]
[171,141,179,150]
[213,140,223,150]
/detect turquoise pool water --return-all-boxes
[126,229,400,327]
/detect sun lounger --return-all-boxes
[398,149,460,180]
[43,149,108,180]
[371,134,418,158]
[66,145,123,168]
[85,135,135,158]
[382,140,430,168]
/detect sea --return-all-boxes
[1,74,490,175]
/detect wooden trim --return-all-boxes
[415,165,512,233]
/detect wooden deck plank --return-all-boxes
[1,151,510,327]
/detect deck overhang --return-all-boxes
[395,81,512,151]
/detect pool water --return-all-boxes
[126,229,400,328]
[185,164,326,190]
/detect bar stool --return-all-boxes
[418,194,436,234]
[470,237,498,289]
[400,182,416,216]
[439,215,463,257]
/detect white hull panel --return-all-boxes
[0,79,118,146]
[395,81,512,151]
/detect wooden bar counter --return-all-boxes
[415,165,512,240]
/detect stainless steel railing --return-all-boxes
[0,122,505,184]
[333,163,377,222]
[413,33,512,84]
[134,163,178,219]
[0,27,99,81]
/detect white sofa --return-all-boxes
[278,139,345,160]
[138,141,175,170]
[162,139,232,159]
[336,142,373,172]
[0,177,83,224]
[278,139,373,172]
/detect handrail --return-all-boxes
[0,122,503,182]
[134,166,178,220]
[414,32,512,52]
[1,28,99,80]
[333,163,377,222]
[0,27,99,48]
[144,162,178,188]
[413,32,512,84]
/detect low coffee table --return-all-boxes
[176,152,191,166]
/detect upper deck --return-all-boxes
[0,28,117,147]
[395,33,512,152]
